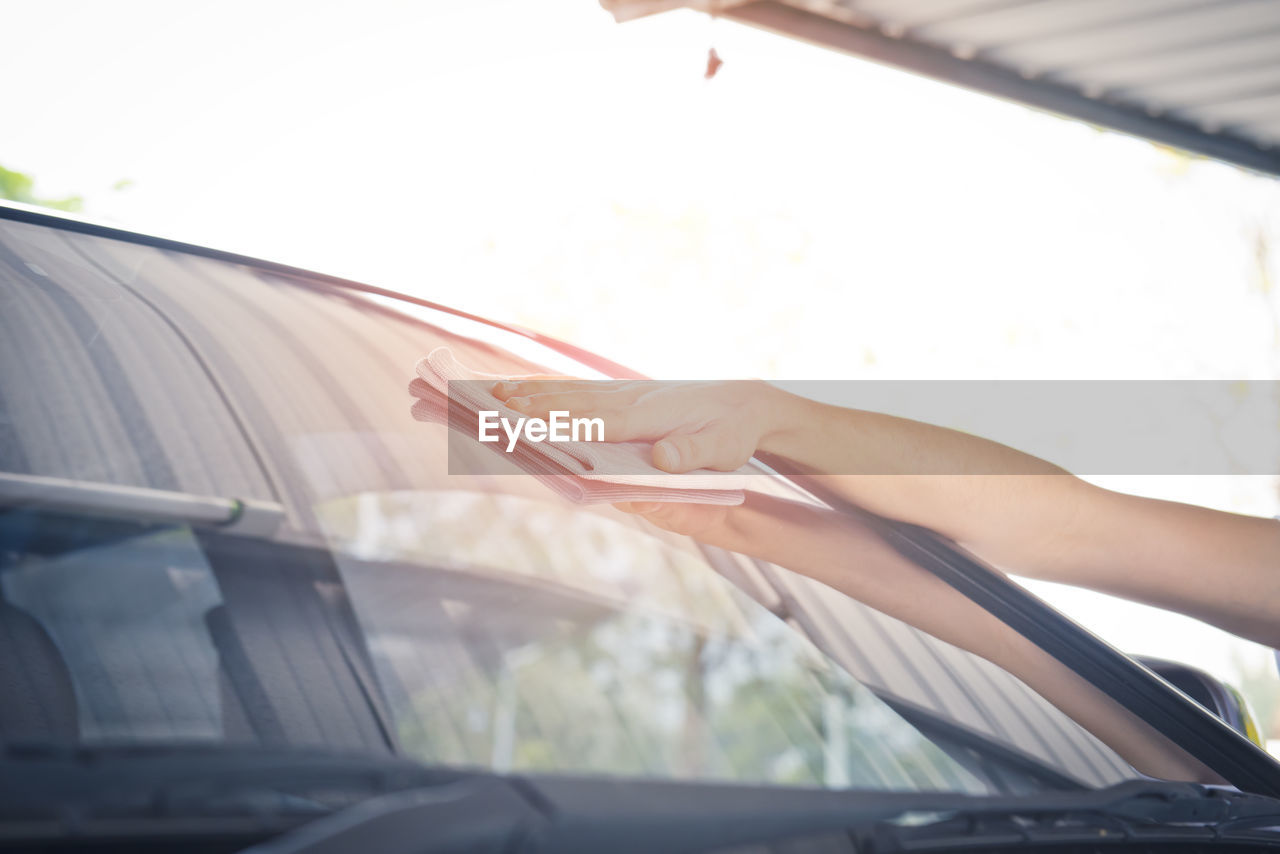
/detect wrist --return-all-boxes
[753,384,824,460]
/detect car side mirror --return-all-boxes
[1134,655,1266,749]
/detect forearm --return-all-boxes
[1047,487,1280,647]
[756,388,1091,562]
[673,493,1218,783]
[760,389,1069,480]
[757,388,1280,648]
[706,493,1022,663]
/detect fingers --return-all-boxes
[614,501,663,515]
[500,391,644,441]
[483,379,758,473]
[490,379,633,401]
[653,423,753,473]
[504,390,617,416]
[614,500,732,538]
[496,384,694,442]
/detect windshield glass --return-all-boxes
[0,216,1149,794]
[330,490,985,789]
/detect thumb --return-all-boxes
[652,424,752,473]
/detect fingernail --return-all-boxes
[631,502,662,513]
[655,440,680,469]
[491,381,514,397]
[508,396,531,411]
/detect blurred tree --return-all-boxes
[0,163,83,212]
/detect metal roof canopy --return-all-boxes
[603,0,1280,178]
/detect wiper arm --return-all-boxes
[0,472,283,536]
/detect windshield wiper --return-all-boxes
[239,776,1280,854]
[852,782,1280,854]
[0,472,283,536]
[7,748,1279,854]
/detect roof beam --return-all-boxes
[711,1,1280,176]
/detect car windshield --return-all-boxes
[0,216,1150,796]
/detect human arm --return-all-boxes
[494,379,1280,648]
[615,492,1219,783]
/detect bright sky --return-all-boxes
[8,0,1280,740]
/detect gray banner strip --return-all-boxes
[423,380,1280,476]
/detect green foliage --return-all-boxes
[1231,649,1280,743]
[0,163,83,212]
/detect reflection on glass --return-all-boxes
[323,490,988,793]
[0,518,223,742]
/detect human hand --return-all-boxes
[488,378,785,473]
[613,500,734,538]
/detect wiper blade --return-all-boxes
[915,779,1280,825]
[0,472,282,536]
[858,781,1280,854]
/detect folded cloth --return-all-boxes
[409,347,746,506]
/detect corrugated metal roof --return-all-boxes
[604,0,1280,175]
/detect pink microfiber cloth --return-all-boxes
[409,347,746,506]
